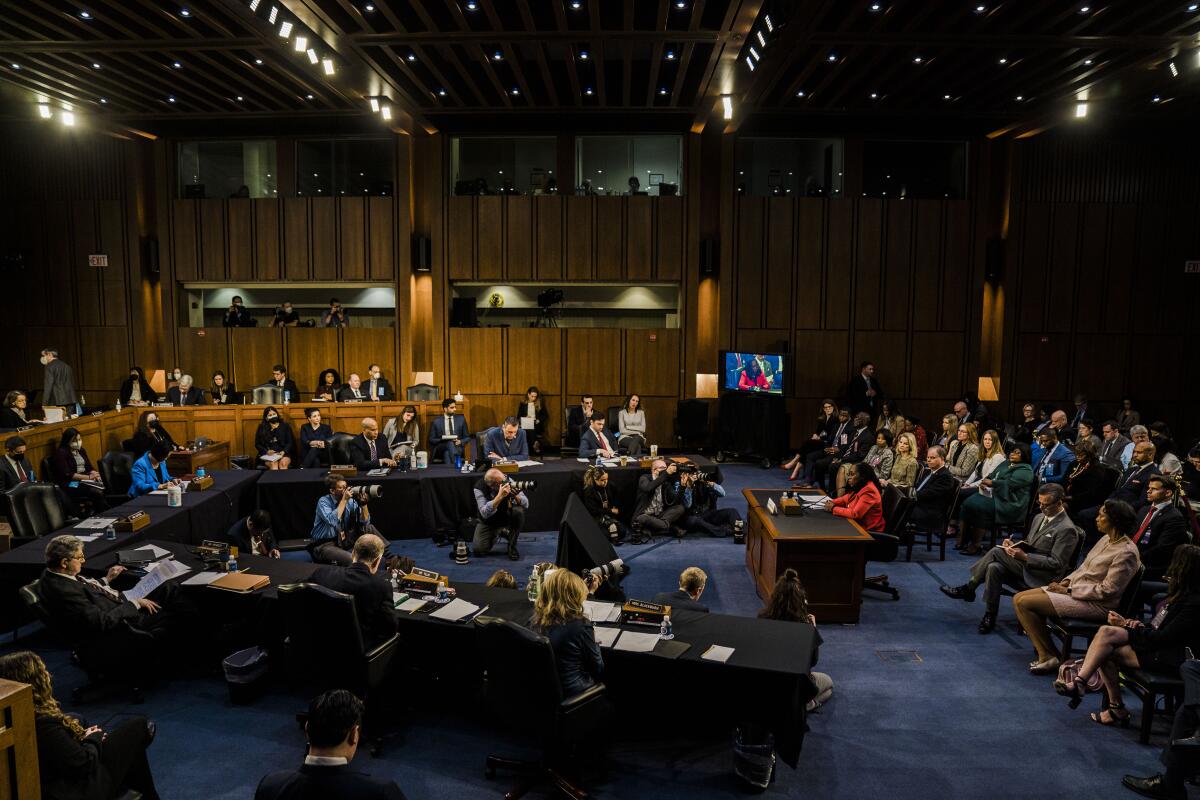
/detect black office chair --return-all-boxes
[1049,564,1145,661]
[901,477,962,561]
[99,450,134,505]
[277,583,398,755]
[477,616,608,799]
[474,427,497,461]
[1121,665,1186,744]
[328,432,357,465]
[674,399,710,451]
[5,483,68,543]
[864,484,907,600]
[604,406,620,435]
[560,408,579,457]
[406,383,440,401]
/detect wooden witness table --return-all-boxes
[168,440,230,474]
[743,488,874,624]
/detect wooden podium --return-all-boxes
[168,441,230,474]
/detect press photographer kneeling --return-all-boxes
[473,468,532,560]
[581,466,633,544]
[679,463,744,538]
[308,475,384,566]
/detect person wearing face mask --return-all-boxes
[130,410,178,457]
[222,295,255,327]
[41,348,79,415]
[167,367,183,391]
[255,406,294,470]
[119,366,156,407]
[0,435,38,493]
[364,364,392,401]
[272,301,300,327]
[322,298,349,328]
[209,371,237,405]
[50,427,109,515]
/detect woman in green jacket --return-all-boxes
[958,442,1036,555]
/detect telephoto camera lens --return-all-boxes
[506,479,537,492]
[358,484,383,499]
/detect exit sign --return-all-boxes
[1186,260,1200,274]
[87,253,109,267]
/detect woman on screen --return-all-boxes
[738,359,769,391]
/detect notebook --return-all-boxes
[207,572,270,593]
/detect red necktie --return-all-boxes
[15,460,27,482]
[1133,507,1157,543]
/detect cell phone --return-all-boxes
[68,481,80,488]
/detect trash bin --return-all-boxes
[222,646,269,705]
[732,724,776,791]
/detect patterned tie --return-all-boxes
[1133,507,1157,543]
[79,575,122,602]
[369,438,377,461]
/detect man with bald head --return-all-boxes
[337,373,366,402]
[1078,440,1160,543]
[309,534,396,648]
[349,418,396,470]
[472,467,529,559]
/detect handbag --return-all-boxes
[1054,657,1103,708]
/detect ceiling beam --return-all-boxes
[0,38,262,53]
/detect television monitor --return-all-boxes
[721,351,785,395]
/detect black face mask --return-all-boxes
[267,416,279,424]
[148,419,159,428]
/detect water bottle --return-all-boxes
[595,452,603,467]
[227,546,239,572]
[436,580,449,603]
[115,399,121,412]
[104,523,116,541]
[196,467,206,479]
[526,568,540,603]
[283,390,290,404]
[659,615,674,640]
[390,570,400,594]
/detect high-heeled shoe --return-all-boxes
[1055,675,1089,709]
[1090,702,1130,727]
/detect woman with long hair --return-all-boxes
[887,431,919,489]
[384,405,421,459]
[299,407,333,469]
[783,399,840,478]
[618,393,647,456]
[118,366,156,407]
[314,368,342,402]
[530,569,604,696]
[129,409,177,456]
[946,422,981,479]
[209,370,236,405]
[825,463,884,532]
[738,358,768,391]
[580,465,631,543]
[254,405,294,469]
[49,426,109,515]
[515,386,549,456]
[758,569,833,710]
[0,651,160,800]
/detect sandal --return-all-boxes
[1056,676,1089,709]
[1090,702,1130,727]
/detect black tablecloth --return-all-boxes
[119,470,261,544]
[255,469,425,540]
[747,489,866,537]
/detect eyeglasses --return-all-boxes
[69,553,85,562]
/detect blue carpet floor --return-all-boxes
[1,462,1176,799]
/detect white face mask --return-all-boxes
[70,440,82,451]
[371,371,380,380]
[39,355,49,366]
[173,370,182,380]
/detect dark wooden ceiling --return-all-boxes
[1,0,1198,136]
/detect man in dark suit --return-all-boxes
[226,510,279,558]
[428,398,470,466]
[364,365,392,402]
[338,374,369,402]
[1122,660,1200,800]
[0,435,36,492]
[1099,420,1131,470]
[1079,441,1160,542]
[348,418,396,471]
[578,412,618,460]
[165,374,204,406]
[906,445,958,529]
[827,411,874,490]
[269,365,301,405]
[565,395,594,449]
[309,535,395,650]
[1132,476,1191,583]
[255,689,407,800]
[484,417,529,462]
[652,566,709,613]
[846,361,884,422]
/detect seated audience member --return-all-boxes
[943,483,1079,633]
[130,410,178,456]
[255,406,294,470]
[473,468,529,560]
[1182,445,1200,500]
[782,399,840,482]
[364,364,392,401]
[1059,545,1200,733]
[1046,408,1073,445]
[1070,393,1090,428]
[935,414,959,449]
[905,445,957,529]
[634,459,684,539]
[267,365,300,405]
[485,569,518,590]
[0,651,160,800]
[1122,425,1152,469]
[167,367,182,391]
[349,418,397,470]
[255,689,406,800]
[119,367,156,407]
[885,432,920,489]
[1,390,44,428]
[823,463,884,531]
[300,407,333,469]
[800,407,851,487]
[581,466,632,543]
[578,412,619,460]
[226,509,279,558]
[958,443,1036,555]
[166,374,204,406]
[738,358,769,391]
[1121,660,1200,800]
[129,443,177,497]
[1078,441,1159,540]
[652,566,710,613]
[383,406,420,460]
[530,570,604,697]
[270,301,300,328]
[1099,420,1131,470]
[484,417,529,462]
[209,371,237,405]
[322,297,350,328]
[314,369,341,402]
[1076,418,1102,452]
[338,374,368,402]
[945,422,981,480]
[1133,475,1190,584]
[1033,427,1075,485]
[1066,440,1110,517]
[618,394,646,456]
[429,398,469,466]
[958,428,1006,500]
[681,467,743,538]
[876,399,899,433]
[863,429,896,483]
[0,435,37,492]
[903,416,930,461]
[824,412,873,494]
[1012,499,1141,674]
[1013,403,1040,445]
[565,395,595,450]
[1150,422,1176,467]
[516,386,549,456]
[223,295,254,327]
[1117,396,1140,434]
[310,475,377,566]
[758,569,833,711]
[311,534,396,649]
[50,427,109,515]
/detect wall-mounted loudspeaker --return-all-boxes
[412,234,431,273]
[700,238,718,277]
[985,237,1004,283]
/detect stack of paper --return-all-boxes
[593,627,620,648]
[74,517,118,530]
[583,600,621,623]
[612,631,660,653]
[125,559,192,601]
[514,460,543,468]
[429,598,484,622]
[702,645,736,663]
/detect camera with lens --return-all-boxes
[505,479,537,492]
[354,484,383,502]
[677,462,700,475]
[582,558,626,582]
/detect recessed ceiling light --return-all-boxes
[254,58,263,65]
[585,87,594,95]
[665,50,676,60]
[756,31,766,47]
[722,94,733,119]
[306,93,314,99]
[998,57,1007,64]
[870,2,881,10]
[764,14,773,31]
[745,56,755,71]
[749,46,760,60]
[38,104,51,118]
[579,50,589,60]
[369,97,379,111]
[236,95,244,101]
[659,87,669,95]
[9,63,18,70]
[492,51,503,61]
[913,56,923,64]
[381,105,392,120]
[1190,3,1199,10]
[294,36,307,52]
[1083,58,1093,65]
[180,7,191,16]
[364,2,375,10]
[61,110,75,126]
[510,87,519,95]
[407,52,416,61]
[1015,94,1024,101]
[79,10,91,19]
[168,95,176,102]
[173,61,182,68]
[1078,5,1090,12]
[944,93,952,99]
[827,53,837,62]
[307,48,319,64]
[870,91,878,98]
[570,0,582,9]
[796,90,806,97]
[1170,60,1179,77]
[1152,94,1161,102]
[99,97,107,103]
[1075,102,1087,118]
[674,0,687,8]
[437,88,447,96]
[91,62,101,69]
[268,6,277,23]
[975,4,986,12]
[279,21,292,38]
[323,58,335,75]
[250,0,261,9]
[465,0,478,9]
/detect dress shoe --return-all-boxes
[977,612,996,634]
[940,583,976,602]
[1028,656,1061,675]
[1121,773,1186,800]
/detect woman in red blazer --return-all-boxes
[826,462,884,532]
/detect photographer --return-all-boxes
[473,467,530,560]
[271,301,300,327]
[308,475,380,566]
[680,466,743,538]
[581,466,632,543]
[223,295,255,327]
[633,459,685,540]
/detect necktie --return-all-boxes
[447,415,454,436]
[80,576,121,602]
[916,470,933,493]
[370,381,377,400]
[369,438,377,461]
[15,459,27,482]
[1133,507,1157,543]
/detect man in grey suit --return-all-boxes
[940,483,1080,634]
[1099,420,1131,471]
[41,348,79,414]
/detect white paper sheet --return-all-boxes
[74,517,118,530]
[74,534,103,542]
[519,417,535,430]
[583,600,621,623]
[181,571,226,587]
[125,559,191,601]
[514,460,543,468]
[701,645,735,663]
[428,598,481,622]
[593,627,621,648]
[397,598,427,612]
[259,453,283,463]
[612,631,660,653]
